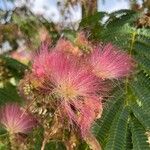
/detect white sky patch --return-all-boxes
[14,0,81,23]
[0,0,14,10]
[14,0,26,7]
[107,2,129,12]
[0,41,12,54]
[30,0,60,23]
[98,0,129,12]
[1,0,143,23]
[60,3,82,23]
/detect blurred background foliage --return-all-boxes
[0,0,150,149]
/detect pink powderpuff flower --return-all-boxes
[75,97,103,137]
[32,44,104,95]
[78,98,103,137]
[31,44,60,93]
[50,52,102,100]
[32,47,81,92]
[0,103,37,134]
[89,43,134,79]
[47,52,105,136]
[61,97,103,137]
[31,43,106,136]
[32,43,51,78]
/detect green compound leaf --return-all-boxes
[131,116,150,150]
[104,106,130,150]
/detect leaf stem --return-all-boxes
[41,138,47,150]
[125,30,137,105]
[129,30,136,55]
[0,133,8,138]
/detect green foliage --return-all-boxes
[0,83,23,105]
[104,106,130,150]
[0,56,25,112]
[45,141,66,150]
[0,143,7,150]
[93,87,125,148]
[0,55,28,79]
[86,9,150,150]
[33,127,66,150]
[77,141,90,150]
[33,127,44,150]
[131,116,150,150]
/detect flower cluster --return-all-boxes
[0,103,36,134]
[4,33,133,150]
[18,35,134,141]
[89,44,134,79]
[0,34,134,149]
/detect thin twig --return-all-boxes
[41,138,47,150]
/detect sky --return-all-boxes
[0,0,143,23]
[0,0,142,53]
[98,0,129,12]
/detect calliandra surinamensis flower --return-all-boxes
[32,43,51,78]
[49,54,100,99]
[49,55,103,136]
[61,97,103,137]
[89,43,134,79]
[30,45,104,137]
[77,98,103,135]
[20,39,134,139]
[0,103,37,134]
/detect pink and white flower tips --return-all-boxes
[31,43,104,136]
[76,98,103,137]
[20,39,135,141]
[51,59,99,100]
[32,43,51,78]
[61,97,103,137]
[0,104,37,134]
[48,53,105,137]
[89,43,134,79]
